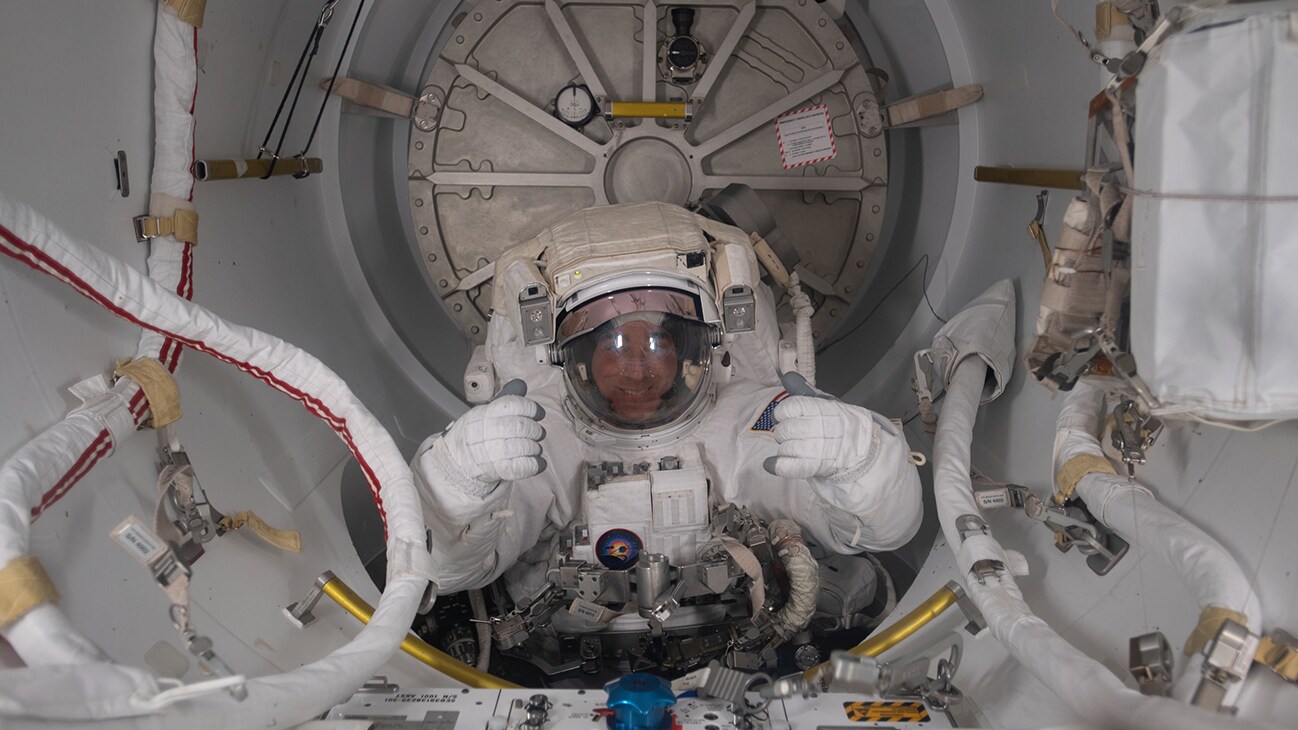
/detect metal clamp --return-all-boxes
[1097,331,1159,414]
[1032,326,1103,391]
[160,436,227,549]
[1026,189,1052,271]
[1192,618,1259,713]
[490,582,566,650]
[1129,631,1174,696]
[855,97,884,138]
[412,89,443,133]
[827,632,963,699]
[911,348,945,436]
[1021,486,1128,576]
[1110,398,1163,477]
[283,570,335,629]
[946,581,988,637]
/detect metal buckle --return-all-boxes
[1129,631,1174,696]
[133,215,155,242]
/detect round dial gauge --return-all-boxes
[554,84,598,128]
[667,37,700,70]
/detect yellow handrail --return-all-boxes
[606,101,690,119]
[320,575,521,690]
[804,584,960,682]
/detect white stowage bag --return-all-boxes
[1131,8,1298,422]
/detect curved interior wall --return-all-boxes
[5,3,1297,728]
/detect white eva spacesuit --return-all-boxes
[410,202,921,668]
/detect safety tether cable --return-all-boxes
[256,0,364,179]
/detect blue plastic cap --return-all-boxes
[605,673,677,730]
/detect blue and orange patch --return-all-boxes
[596,528,643,570]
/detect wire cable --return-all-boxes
[298,0,366,166]
[817,254,946,355]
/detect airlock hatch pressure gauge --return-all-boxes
[554,84,598,128]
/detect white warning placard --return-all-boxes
[775,104,836,169]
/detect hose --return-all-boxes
[0,192,428,727]
[321,576,519,690]
[468,588,493,671]
[769,520,818,640]
[787,272,816,387]
[802,584,959,682]
[936,358,1272,730]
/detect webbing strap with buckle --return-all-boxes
[133,209,199,245]
[162,0,207,28]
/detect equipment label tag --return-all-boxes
[776,104,837,169]
[111,516,165,565]
[843,700,931,723]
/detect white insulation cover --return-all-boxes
[1131,8,1298,421]
[0,191,430,727]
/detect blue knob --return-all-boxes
[605,673,676,730]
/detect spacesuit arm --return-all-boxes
[802,412,923,552]
[766,392,923,552]
[414,441,555,593]
[410,389,551,592]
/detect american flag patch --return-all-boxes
[751,391,790,431]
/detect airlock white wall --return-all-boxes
[0,1,452,687]
[2,1,1297,727]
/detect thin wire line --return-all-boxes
[1119,185,1298,203]
[299,0,366,160]
[1243,454,1298,621]
[817,254,946,355]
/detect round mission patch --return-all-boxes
[595,528,643,570]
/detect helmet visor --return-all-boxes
[559,309,713,431]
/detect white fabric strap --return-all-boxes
[68,381,138,446]
[388,536,438,584]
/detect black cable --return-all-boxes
[258,23,315,157]
[297,0,366,171]
[257,0,338,178]
[817,254,947,355]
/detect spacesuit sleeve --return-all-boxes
[413,435,556,593]
[796,414,923,553]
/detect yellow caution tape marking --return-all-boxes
[843,700,930,723]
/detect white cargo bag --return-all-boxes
[1131,8,1298,423]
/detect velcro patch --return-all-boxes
[751,391,790,431]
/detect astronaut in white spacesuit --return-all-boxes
[411,202,922,659]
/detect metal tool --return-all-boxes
[974,482,1128,576]
[1026,189,1051,271]
[1031,326,1103,391]
[1110,398,1163,477]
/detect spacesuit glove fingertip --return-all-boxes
[534,455,548,475]
[762,455,780,475]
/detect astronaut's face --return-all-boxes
[591,319,678,423]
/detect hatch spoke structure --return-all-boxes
[409,0,889,343]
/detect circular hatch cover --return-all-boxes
[408,0,887,344]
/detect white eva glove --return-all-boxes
[419,379,547,498]
[762,372,884,483]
